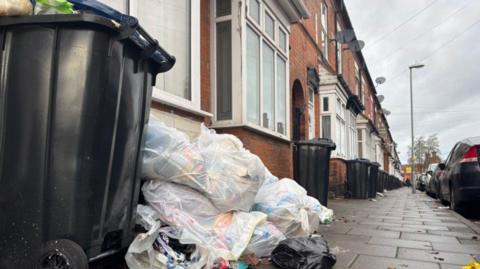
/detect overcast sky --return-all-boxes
[344,0,480,163]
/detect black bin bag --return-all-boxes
[271,236,337,269]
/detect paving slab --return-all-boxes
[401,232,460,243]
[350,255,440,269]
[432,242,480,255]
[397,248,472,265]
[348,227,400,238]
[368,237,432,250]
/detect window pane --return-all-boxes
[139,0,191,99]
[249,0,260,23]
[262,42,274,130]
[322,115,331,139]
[323,96,329,111]
[265,12,275,39]
[216,21,232,120]
[279,29,286,51]
[247,26,260,124]
[276,56,286,134]
[216,0,231,17]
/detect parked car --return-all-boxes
[438,137,480,214]
[416,173,427,191]
[425,163,439,197]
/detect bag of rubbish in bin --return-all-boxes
[303,196,334,225]
[142,180,267,261]
[142,117,209,192]
[34,0,74,14]
[0,0,32,16]
[253,178,313,237]
[195,124,266,212]
[243,221,286,258]
[271,236,336,269]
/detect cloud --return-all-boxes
[345,0,480,163]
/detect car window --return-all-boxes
[444,144,457,166]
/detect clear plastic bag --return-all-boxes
[304,196,334,225]
[243,222,286,258]
[142,180,267,261]
[142,118,265,212]
[195,124,266,211]
[0,0,32,16]
[142,117,209,192]
[253,178,314,237]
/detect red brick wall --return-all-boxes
[329,158,347,196]
[216,127,293,179]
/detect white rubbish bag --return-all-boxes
[141,117,209,192]
[253,178,315,237]
[243,222,286,258]
[0,0,32,16]
[304,196,334,224]
[142,180,267,261]
[195,124,266,211]
[142,118,266,212]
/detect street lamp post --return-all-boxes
[409,63,425,194]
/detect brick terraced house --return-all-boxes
[98,0,402,195]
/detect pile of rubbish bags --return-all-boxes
[126,116,335,268]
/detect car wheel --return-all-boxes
[36,239,88,269]
[450,188,463,214]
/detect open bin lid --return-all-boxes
[295,138,336,150]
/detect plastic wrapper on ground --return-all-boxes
[243,222,286,258]
[253,178,314,237]
[142,180,267,261]
[271,236,336,269]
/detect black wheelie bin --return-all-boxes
[346,159,370,199]
[0,11,175,269]
[368,162,381,198]
[294,138,336,206]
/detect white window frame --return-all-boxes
[320,1,328,61]
[336,21,342,74]
[244,0,290,138]
[308,88,315,139]
[129,0,202,112]
[320,94,333,140]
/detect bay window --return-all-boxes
[245,1,289,136]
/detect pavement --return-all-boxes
[320,187,480,269]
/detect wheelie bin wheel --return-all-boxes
[36,239,88,269]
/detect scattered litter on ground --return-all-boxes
[129,116,336,268]
[369,198,377,202]
[376,192,384,197]
[437,206,450,209]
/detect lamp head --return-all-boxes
[409,63,425,69]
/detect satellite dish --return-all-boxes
[383,109,391,116]
[375,77,386,85]
[347,40,365,52]
[378,95,385,103]
[335,29,355,44]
